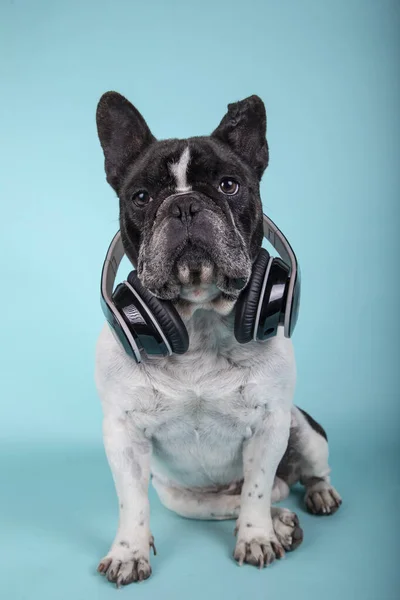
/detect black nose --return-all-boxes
[170,195,201,223]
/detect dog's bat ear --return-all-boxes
[96,92,156,192]
[211,95,269,179]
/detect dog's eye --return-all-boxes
[131,190,152,206]
[219,178,239,196]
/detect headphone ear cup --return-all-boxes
[126,272,189,355]
[234,249,271,344]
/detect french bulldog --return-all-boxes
[94,92,342,586]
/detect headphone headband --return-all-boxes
[101,213,299,339]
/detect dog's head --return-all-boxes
[96,93,268,314]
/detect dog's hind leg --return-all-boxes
[277,406,342,515]
[152,476,289,520]
[152,476,242,520]
[152,476,303,551]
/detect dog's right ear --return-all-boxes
[96,92,156,192]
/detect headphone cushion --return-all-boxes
[127,272,189,354]
[234,249,271,344]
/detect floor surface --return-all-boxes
[2,441,398,600]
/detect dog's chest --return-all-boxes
[129,314,273,441]
[97,319,294,486]
[146,355,255,436]
[136,345,264,485]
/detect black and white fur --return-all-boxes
[95,93,342,586]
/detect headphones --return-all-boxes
[100,213,300,363]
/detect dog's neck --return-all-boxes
[171,291,237,354]
[177,302,237,351]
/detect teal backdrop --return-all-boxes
[1,1,399,598]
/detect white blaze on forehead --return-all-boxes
[170,146,192,192]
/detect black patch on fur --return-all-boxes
[258,494,263,499]
[302,475,325,487]
[246,523,252,527]
[277,408,328,486]
[119,541,129,548]
[298,407,328,441]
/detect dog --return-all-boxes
[94,92,342,586]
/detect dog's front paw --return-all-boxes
[233,524,285,568]
[98,535,156,586]
[304,480,342,515]
[272,507,303,551]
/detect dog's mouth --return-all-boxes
[144,241,248,310]
[176,259,220,304]
[174,247,246,306]
[179,284,221,304]
[136,208,253,306]
[178,273,220,304]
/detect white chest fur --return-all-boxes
[95,310,296,487]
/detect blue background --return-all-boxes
[1,0,399,598]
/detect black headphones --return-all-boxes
[100,214,300,362]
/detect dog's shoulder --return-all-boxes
[95,324,152,413]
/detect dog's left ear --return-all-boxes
[211,95,269,179]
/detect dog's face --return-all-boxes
[96,93,269,313]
